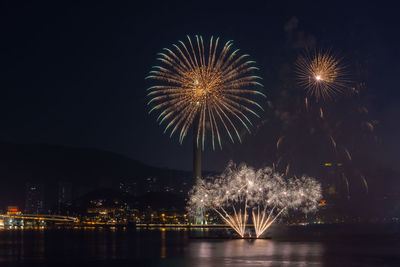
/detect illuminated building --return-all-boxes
[25,183,45,214]
[7,206,21,215]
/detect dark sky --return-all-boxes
[1,1,399,172]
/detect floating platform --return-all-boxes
[189,236,271,240]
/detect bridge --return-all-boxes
[0,214,78,226]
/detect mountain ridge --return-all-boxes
[0,142,192,210]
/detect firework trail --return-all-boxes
[268,47,377,196]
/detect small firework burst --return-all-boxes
[295,50,350,102]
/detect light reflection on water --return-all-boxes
[190,239,323,266]
[160,228,166,259]
[0,225,399,266]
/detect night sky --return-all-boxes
[1,1,399,173]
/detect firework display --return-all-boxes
[187,162,322,238]
[145,34,376,226]
[261,46,376,197]
[147,35,264,150]
[295,50,350,102]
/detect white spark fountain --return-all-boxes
[187,161,322,238]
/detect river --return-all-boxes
[0,223,399,266]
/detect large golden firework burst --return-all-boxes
[295,50,350,101]
[146,35,264,150]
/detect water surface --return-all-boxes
[0,224,399,266]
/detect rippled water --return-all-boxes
[0,224,400,266]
